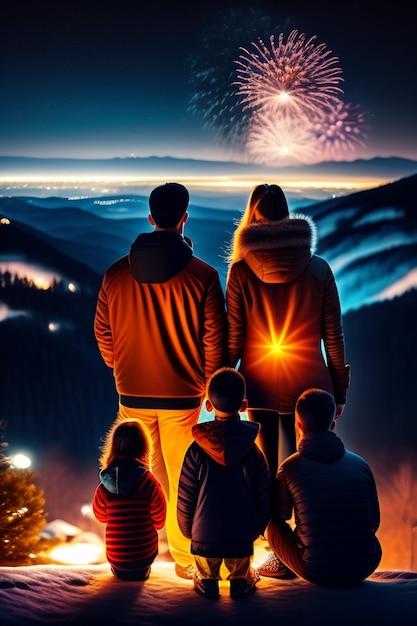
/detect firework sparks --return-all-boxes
[188,14,368,165]
[186,7,289,150]
[245,99,367,166]
[311,100,367,159]
[234,30,344,118]
[246,109,320,166]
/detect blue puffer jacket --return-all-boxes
[276,430,382,586]
[177,416,271,558]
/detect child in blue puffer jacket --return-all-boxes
[177,367,271,599]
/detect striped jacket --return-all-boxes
[93,457,166,570]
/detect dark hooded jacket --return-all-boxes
[177,416,271,558]
[276,431,382,586]
[93,457,166,570]
[94,231,226,407]
[226,215,350,413]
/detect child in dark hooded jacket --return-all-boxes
[265,388,382,587]
[93,417,166,581]
[177,367,271,598]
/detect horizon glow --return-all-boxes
[0,174,388,194]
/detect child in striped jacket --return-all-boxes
[93,416,166,581]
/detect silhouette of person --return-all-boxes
[93,417,166,581]
[177,367,271,598]
[94,182,226,579]
[265,388,382,586]
[226,183,350,575]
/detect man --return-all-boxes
[264,388,382,587]
[94,182,226,579]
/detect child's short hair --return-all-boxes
[207,367,246,413]
[295,388,336,433]
[99,416,151,469]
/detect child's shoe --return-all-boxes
[229,570,260,598]
[175,563,195,580]
[193,572,220,599]
[256,552,296,579]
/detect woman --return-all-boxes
[226,184,350,577]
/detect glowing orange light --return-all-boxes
[33,277,52,290]
[48,542,104,565]
[244,293,321,401]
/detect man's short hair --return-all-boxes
[207,367,246,414]
[295,388,336,433]
[149,182,189,228]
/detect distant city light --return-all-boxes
[33,277,52,290]
[81,503,94,518]
[0,174,382,193]
[11,453,32,469]
[1,217,11,225]
[68,282,77,292]
[0,261,62,289]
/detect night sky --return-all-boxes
[2,0,416,163]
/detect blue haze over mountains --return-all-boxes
[1,156,417,523]
[2,155,417,180]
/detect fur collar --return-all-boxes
[236,214,316,259]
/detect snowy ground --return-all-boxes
[1,537,416,626]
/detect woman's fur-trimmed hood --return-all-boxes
[233,214,317,284]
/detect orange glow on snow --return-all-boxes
[48,542,104,565]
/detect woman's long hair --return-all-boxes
[98,415,151,470]
[226,183,289,266]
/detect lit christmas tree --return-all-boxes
[0,419,48,565]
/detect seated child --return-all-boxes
[93,416,166,580]
[265,388,382,587]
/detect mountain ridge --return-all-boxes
[1,155,417,181]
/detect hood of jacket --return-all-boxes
[99,457,148,497]
[192,416,260,466]
[298,430,346,464]
[129,231,193,283]
[236,214,317,283]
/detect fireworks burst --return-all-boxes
[188,14,368,165]
[245,100,367,166]
[234,30,343,118]
[311,100,367,159]
[186,7,290,151]
[231,29,367,165]
[246,109,319,166]
[187,65,252,148]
